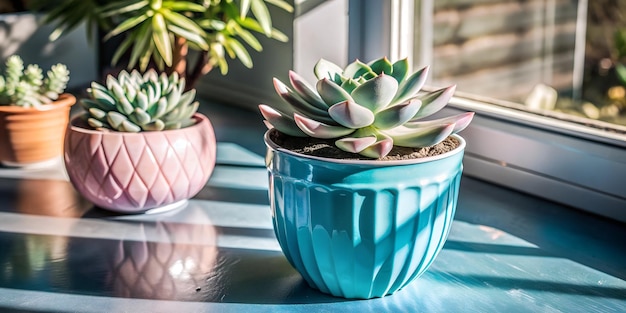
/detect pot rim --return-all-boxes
[264,129,466,166]
[68,112,209,135]
[0,93,76,113]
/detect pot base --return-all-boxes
[1,157,60,169]
[95,200,189,215]
[144,200,188,215]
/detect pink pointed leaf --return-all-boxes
[351,74,398,112]
[259,104,307,137]
[373,98,422,129]
[359,136,394,158]
[450,112,475,133]
[412,85,456,120]
[328,100,375,129]
[385,124,455,148]
[294,113,354,139]
[391,66,429,105]
[405,112,474,134]
[335,136,377,153]
[274,78,335,124]
[289,70,328,110]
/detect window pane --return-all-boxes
[422,0,626,130]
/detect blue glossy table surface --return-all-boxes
[0,102,624,312]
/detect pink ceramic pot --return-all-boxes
[64,113,216,213]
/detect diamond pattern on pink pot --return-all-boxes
[64,113,216,213]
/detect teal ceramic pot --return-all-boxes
[264,131,466,299]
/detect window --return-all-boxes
[350,0,626,222]
[199,0,626,222]
[421,0,626,133]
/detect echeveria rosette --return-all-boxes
[81,69,199,132]
[259,57,475,158]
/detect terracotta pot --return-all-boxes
[0,94,76,165]
[63,113,217,213]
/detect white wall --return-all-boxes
[294,0,349,82]
[196,0,349,110]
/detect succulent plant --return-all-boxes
[81,69,199,132]
[0,55,70,108]
[259,57,475,158]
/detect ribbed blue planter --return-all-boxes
[264,131,466,299]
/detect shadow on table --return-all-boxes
[452,178,626,281]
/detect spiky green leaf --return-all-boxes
[250,0,272,35]
[265,0,294,12]
[225,38,253,68]
[103,14,148,41]
[152,13,173,66]
[161,0,207,12]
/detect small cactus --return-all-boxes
[259,57,474,158]
[0,55,70,108]
[81,69,199,132]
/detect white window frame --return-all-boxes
[349,0,626,222]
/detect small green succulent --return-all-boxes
[259,57,474,158]
[81,69,199,132]
[0,55,70,108]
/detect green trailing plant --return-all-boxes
[0,55,70,108]
[259,57,475,158]
[81,69,198,132]
[34,0,293,88]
